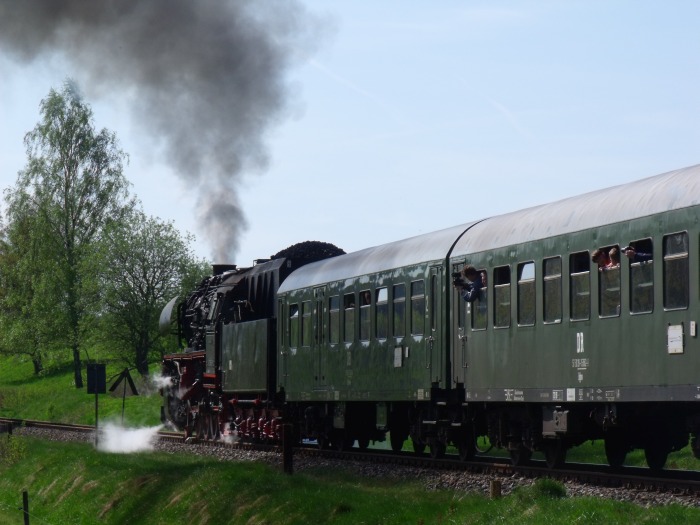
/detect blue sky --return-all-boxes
[1,1,699,265]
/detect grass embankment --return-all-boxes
[0,356,162,426]
[1,437,698,525]
[1,355,699,524]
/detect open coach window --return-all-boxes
[517,262,535,326]
[663,232,688,310]
[289,304,299,349]
[629,238,653,314]
[599,245,620,318]
[375,287,388,339]
[470,269,488,331]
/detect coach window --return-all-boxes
[376,287,388,339]
[360,289,371,341]
[329,296,340,344]
[517,262,535,326]
[411,280,425,335]
[543,256,562,323]
[629,239,653,314]
[301,301,312,347]
[453,264,465,330]
[471,269,488,331]
[494,266,511,328]
[289,304,299,349]
[393,284,406,338]
[599,245,621,318]
[570,252,590,321]
[344,293,356,343]
[664,232,689,310]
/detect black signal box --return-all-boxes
[87,363,107,394]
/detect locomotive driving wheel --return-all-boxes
[184,400,196,438]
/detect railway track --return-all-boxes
[4,418,700,500]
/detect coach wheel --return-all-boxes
[644,439,669,471]
[411,437,426,456]
[604,432,628,468]
[316,434,329,450]
[332,430,352,451]
[543,439,566,469]
[508,443,532,467]
[428,438,446,459]
[357,437,370,450]
[390,432,405,452]
[457,439,475,462]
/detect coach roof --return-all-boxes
[278,221,478,293]
[451,163,700,257]
[278,164,700,293]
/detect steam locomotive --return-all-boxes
[160,164,700,470]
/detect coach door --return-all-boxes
[427,266,444,386]
[312,286,328,391]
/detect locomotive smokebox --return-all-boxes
[213,264,237,275]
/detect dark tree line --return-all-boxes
[0,81,209,385]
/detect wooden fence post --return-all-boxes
[23,490,29,525]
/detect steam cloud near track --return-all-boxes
[0,0,320,262]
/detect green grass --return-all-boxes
[1,354,700,524]
[0,355,162,427]
[1,435,698,525]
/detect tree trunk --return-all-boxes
[73,346,83,388]
[32,355,43,375]
[136,344,149,376]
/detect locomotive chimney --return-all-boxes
[212,264,237,276]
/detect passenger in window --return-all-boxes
[591,249,611,270]
[361,291,371,306]
[454,265,486,303]
[606,247,620,269]
[622,246,652,263]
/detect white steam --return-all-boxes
[97,422,163,453]
[150,373,175,390]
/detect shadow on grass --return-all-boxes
[5,361,80,386]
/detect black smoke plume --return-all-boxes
[0,0,319,262]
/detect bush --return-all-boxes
[514,478,567,501]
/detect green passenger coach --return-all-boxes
[277,164,700,468]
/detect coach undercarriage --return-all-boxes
[161,355,697,471]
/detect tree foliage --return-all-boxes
[83,211,209,375]
[1,80,212,384]
[2,80,133,387]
